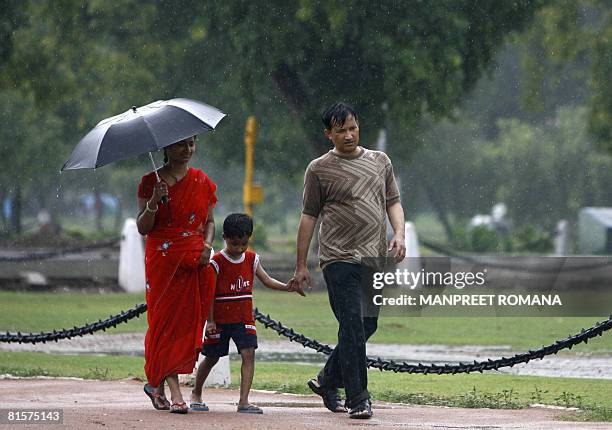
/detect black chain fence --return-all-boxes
[253,309,612,374]
[1,301,610,375]
[0,303,147,344]
[1,236,611,373]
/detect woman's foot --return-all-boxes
[170,402,189,414]
[143,384,170,410]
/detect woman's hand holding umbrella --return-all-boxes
[137,181,169,235]
[149,182,169,209]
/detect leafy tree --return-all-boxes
[0,1,546,235]
[195,0,544,156]
[411,105,612,242]
[519,0,611,150]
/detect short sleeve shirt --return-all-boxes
[302,147,400,268]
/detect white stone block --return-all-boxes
[118,218,146,292]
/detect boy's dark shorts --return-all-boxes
[202,322,258,357]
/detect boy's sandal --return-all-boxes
[189,401,209,412]
[143,383,170,410]
[170,402,189,414]
[237,404,263,414]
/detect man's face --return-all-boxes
[325,114,360,154]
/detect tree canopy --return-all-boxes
[2,0,609,239]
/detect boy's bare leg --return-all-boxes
[238,347,256,407]
[190,356,219,403]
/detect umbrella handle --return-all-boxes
[149,152,168,205]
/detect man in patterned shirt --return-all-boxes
[294,102,406,419]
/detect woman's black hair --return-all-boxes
[223,213,253,239]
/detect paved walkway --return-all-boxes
[2,378,611,429]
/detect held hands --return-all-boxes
[286,277,306,297]
[205,320,217,334]
[293,266,312,292]
[388,233,406,262]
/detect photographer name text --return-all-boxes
[373,294,562,307]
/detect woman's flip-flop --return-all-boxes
[237,404,263,414]
[170,402,189,414]
[143,383,170,410]
[189,401,209,412]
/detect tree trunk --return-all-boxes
[419,178,453,242]
[11,184,22,235]
[270,63,330,156]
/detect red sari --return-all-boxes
[138,167,217,387]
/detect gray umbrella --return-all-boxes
[62,98,226,172]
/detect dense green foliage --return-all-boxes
[0,1,609,246]
[407,106,612,241]
[0,1,545,234]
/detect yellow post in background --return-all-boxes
[243,116,263,218]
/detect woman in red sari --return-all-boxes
[136,135,217,414]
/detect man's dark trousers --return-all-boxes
[318,262,378,409]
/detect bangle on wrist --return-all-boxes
[203,242,212,250]
[145,200,158,213]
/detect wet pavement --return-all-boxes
[2,378,611,429]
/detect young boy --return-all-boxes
[190,213,305,414]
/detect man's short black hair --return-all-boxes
[223,213,253,238]
[322,102,358,130]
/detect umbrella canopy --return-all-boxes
[62,98,226,170]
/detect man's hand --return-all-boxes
[294,266,312,291]
[287,277,306,297]
[388,233,406,263]
[386,201,407,263]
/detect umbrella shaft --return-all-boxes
[148,152,161,182]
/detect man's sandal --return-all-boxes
[143,383,170,410]
[307,378,346,413]
[170,402,189,414]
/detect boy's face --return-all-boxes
[224,235,250,257]
[324,114,360,154]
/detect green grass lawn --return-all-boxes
[0,351,609,421]
[0,291,149,333]
[0,290,611,352]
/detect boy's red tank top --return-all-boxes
[210,250,259,324]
